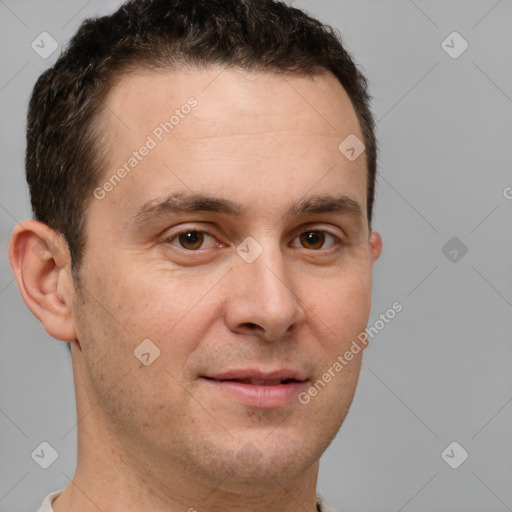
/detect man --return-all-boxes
[9,0,382,510]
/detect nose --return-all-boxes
[223,240,306,341]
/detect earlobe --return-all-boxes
[369,230,382,263]
[8,220,77,342]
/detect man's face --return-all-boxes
[72,68,381,487]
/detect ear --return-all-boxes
[369,230,382,264]
[8,219,77,342]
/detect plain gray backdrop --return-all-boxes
[1,1,511,511]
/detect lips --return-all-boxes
[205,377,300,386]
[215,378,296,385]
[200,369,308,408]
[202,369,307,385]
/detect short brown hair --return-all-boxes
[26,0,377,283]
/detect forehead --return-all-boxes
[99,66,364,155]
[91,67,367,230]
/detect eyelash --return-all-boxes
[162,226,343,252]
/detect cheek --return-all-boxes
[300,264,372,342]
[73,274,198,434]
[87,261,197,332]
[92,266,223,373]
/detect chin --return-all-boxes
[190,426,326,486]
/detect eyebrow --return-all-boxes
[131,192,364,227]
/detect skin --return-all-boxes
[9,67,381,512]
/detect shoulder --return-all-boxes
[36,489,63,512]
[316,492,338,512]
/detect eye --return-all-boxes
[165,229,218,251]
[291,230,339,250]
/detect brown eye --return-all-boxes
[299,231,325,250]
[176,230,206,250]
[292,230,339,251]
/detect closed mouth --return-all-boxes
[203,376,304,386]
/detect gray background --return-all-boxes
[1,1,511,511]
